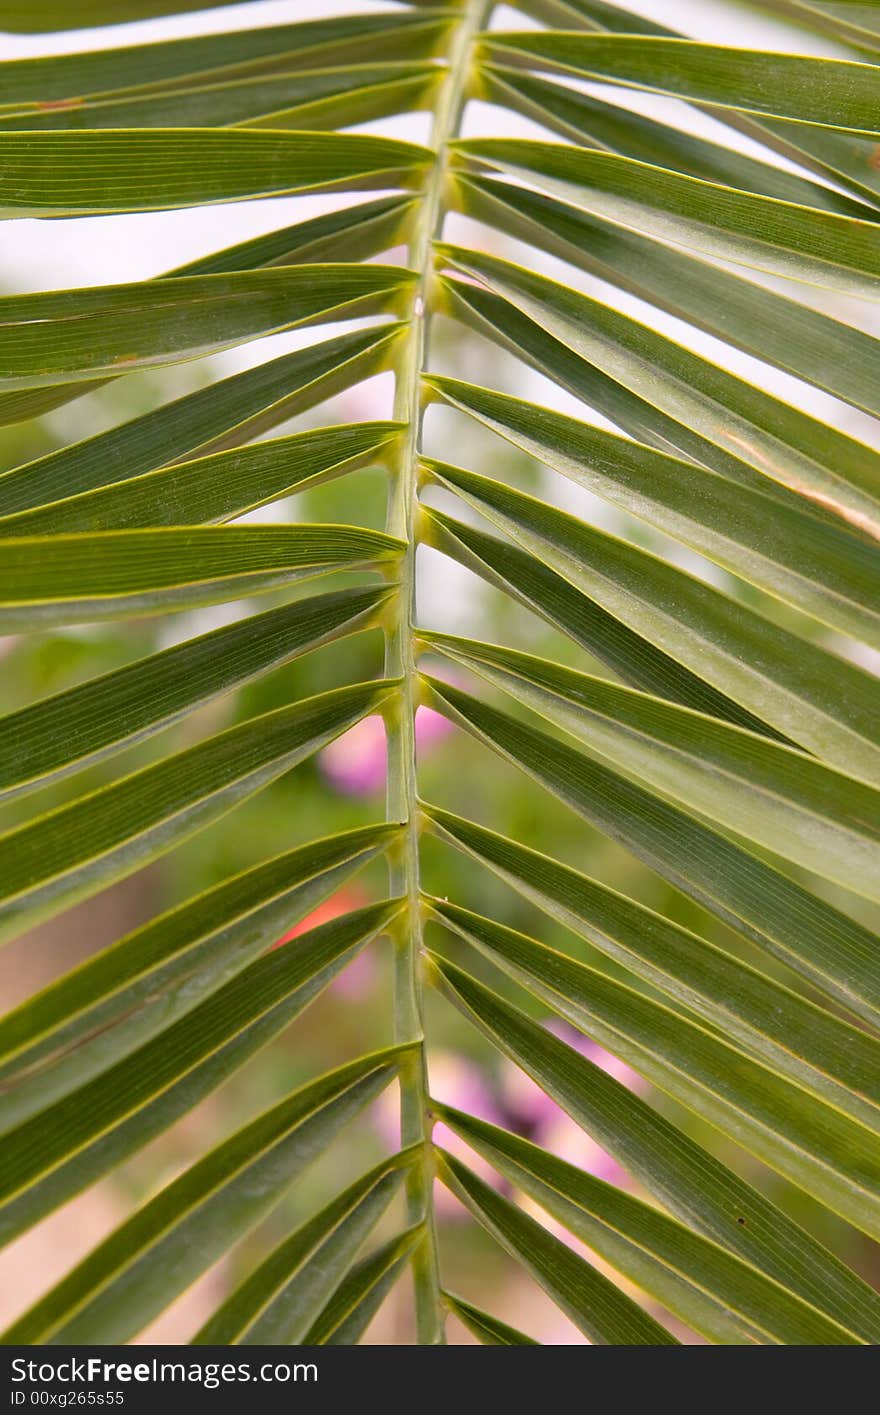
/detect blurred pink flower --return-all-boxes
[272,882,371,950]
[319,707,454,796]
[537,1111,629,1189]
[270,884,378,998]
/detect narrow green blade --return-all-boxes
[304,1229,421,1344]
[455,140,880,298]
[454,176,880,417]
[438,1107,859,1345]
[0,130,431,219]
[424,460,880,783]
[2,1046,406,1343]
[0,824,397,1116]
[428,955,880,1342]
[0,13,452,103]
[0,265,413,391]
[0,63,441,134]
[427,378,880,647]
[423,640,880,900]
[436,245,880,539]
[479,65,879,219]
[437,1151,677,1344]
[443,1292,539,1345]
[709,1,880,54]
[480,34,880,136]
[422,509,780,739]
[0,905,401,1249]
[424,793,880,1121]
[0,585,391,801]
[421,692,880,1027]
[0,0,272,27]
[0,383,108,431]
[171,197,417,277]
[430,906,880,1236]
[0,523,402,630]
[193,1151,415,1344]
[0,326,405,517]
[0,679,396,944]
[0,422,402,536]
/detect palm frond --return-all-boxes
[0,0,877,1347]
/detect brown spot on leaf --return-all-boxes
[787,483,880,542]
[36,96,84,112]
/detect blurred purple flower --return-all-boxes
[319,707,454,796]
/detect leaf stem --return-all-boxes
[384,0,493,1346]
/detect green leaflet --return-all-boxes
[0,523,402,630]
[513,57,880,211]
[426,377,880,646]
[743,1,880,54]
[193,1150,415,1344]
[526,0,880,55]
[0,0,268,27]
[0,422,403,535]
[303,1229,422,1344]
[422,639,880,902]
[0,130,430,219]
[424,788,880,1122]
[0,215,409,433]
[436,245,880,539]
[453,140,880,298]
[0,586,390,801]
[478,66,879,220]
[454,175,880,419]
[0,63,443,133]
[0,326,405,517]
[171,196,418,277]
[0,824,397,1115]
[422,460,880,783]
[0,265,413,390]
[0,679,397,945]
[437,1107,859,1345]
[443,1292,539,1345]
[0,904,401,1248]
[421,508,781,738]
[513,0,679,36]
[480,34,880,136]
[0,0,876,1354]
[429,904,880,1235]
[437,1151,677,1344]
[420,707,880,1028]
[0,12,454,108]
[504,3,880,207]
[748,111,880,210]
[428,955,880,1342]
[0,230,408,432]
[2,1046,407,1344]
[0,383,107,431]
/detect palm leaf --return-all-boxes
[0,0,876,1348]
